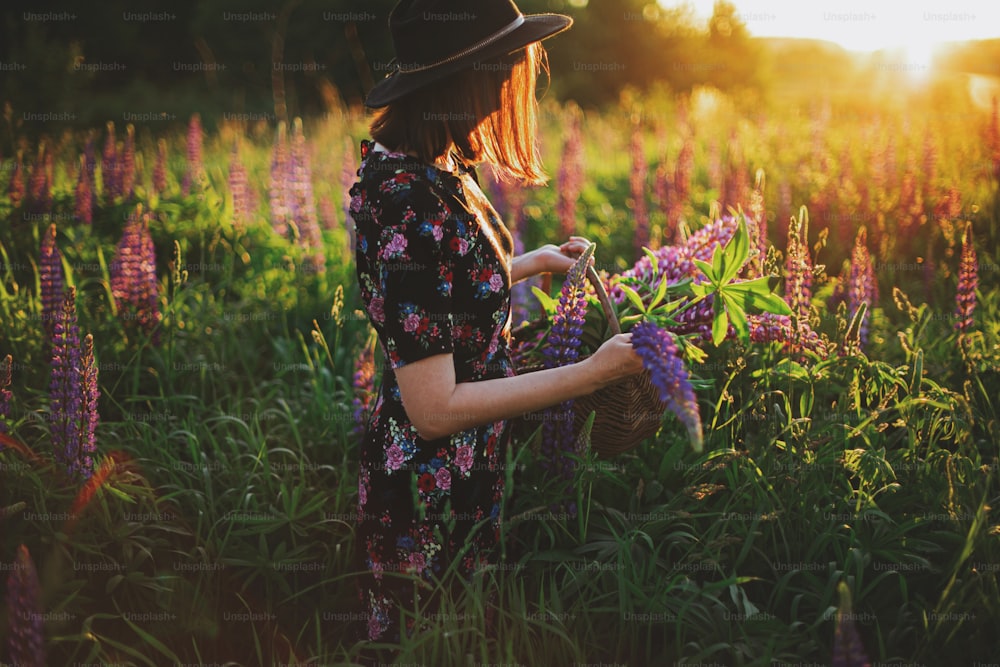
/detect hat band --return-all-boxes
[394,14,526,75]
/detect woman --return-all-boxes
[349,0,644,644]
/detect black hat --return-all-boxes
[365,0,572,108]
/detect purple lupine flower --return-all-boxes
[120,123,136,200]
[611,216,740,305]
[555,107,584,239]
[152,138,168,196]
[49,286,83,475]
[7,151,26,209]
[630,321,702,451]
[26,143,52,215]
[182,113,203,194]
[40,223,64,341]
[110,207,162,343]
[784,214,813,321]
[73,154,93,224]
[102,121,119,203]
[319,195,337,232]
[351,343,376,439]
[542,247,591,371]
[832,583,872,667]
[847,228,877,349]
[340,136,358,246]
[270,121,291,237]
[954,223,978,333]
[0,354,12,435]
[290,118,324,272]
[228,142,253,232]
[747,313,825,357]
[630,118,650,257]
[76,333,100,478]
[541,246,592,479]
[6,544,46,667]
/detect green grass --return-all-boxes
[2,83,1000,666]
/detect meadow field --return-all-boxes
[1,73,999,666]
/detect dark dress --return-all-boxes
[348,140,515,642]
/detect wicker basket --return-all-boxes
[512,265,667,457]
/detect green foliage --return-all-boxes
[1,86,999,666]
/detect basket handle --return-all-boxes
[586,264,622,336]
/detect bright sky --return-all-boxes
[666,0,1000,52]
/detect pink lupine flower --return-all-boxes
[120,123,136,200]
[630,116,650,257]
[73,154,93,224]
[182,113,203,194]
[152,138,168,196]
[556,105,584,239]
[102,121,119,203]
[954,223,978,333]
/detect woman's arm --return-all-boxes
[395,333,642,440]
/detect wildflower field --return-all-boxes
[1,75,1000,666]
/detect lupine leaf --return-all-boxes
[618,284,646,314]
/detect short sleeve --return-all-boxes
[378,182,457,369]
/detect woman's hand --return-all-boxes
[581,333,645,389]
[511,236,593,282]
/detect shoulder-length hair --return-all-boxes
[369,42,549,185]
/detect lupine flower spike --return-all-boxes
[542,244,595,479]
[555,104,584,239]
[270,121,291,237]
[0,354,13,435]
[152,138,168,197]
[340,136,358,246]
[228,142,252,232]
[102,121,118,203]
[847,228,878,349]
[110,206,162,343]
[290,118,325,272]
[6,544,46,667]
[7,150,26,208]
[46,287,99,479]
[182,113,203,194]
[120,123,136,200]
[40,223,65,340]
[832,582,872,667]
[784,207,813,321]
[630,321,702,452]
[630,114,650,256]
[954,222,977,333]
[74,154,93,224]
[27,143,52,215]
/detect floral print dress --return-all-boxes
[349,140,515,642]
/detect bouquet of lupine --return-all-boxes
[513,212,808,463]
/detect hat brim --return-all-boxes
[364,14,572,108]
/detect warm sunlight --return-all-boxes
[667,0,1000,63]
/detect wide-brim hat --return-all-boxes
[365,0,572,108]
